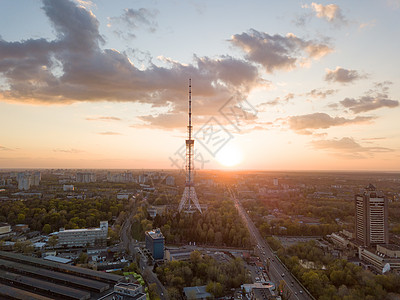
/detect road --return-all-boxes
[120,203,167,299]
[228,188,313,300]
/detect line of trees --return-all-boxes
[0,197,127,233]
[131,199,251,248]
[272,239,400,299]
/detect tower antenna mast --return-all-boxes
[178,79,202,213]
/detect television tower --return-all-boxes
[178,79,202,214]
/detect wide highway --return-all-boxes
[228,187,313,300]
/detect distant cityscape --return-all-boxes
[0,169,400,299]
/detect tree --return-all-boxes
[78,252,88,264]
[48,235,58,248]
[42,223,52,235]
[17,213,25,223]
[148,283,160,300]
[190,250,202,265]
[206,281,223,298]
[166,287,180,300]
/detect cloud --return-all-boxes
[340,96,399,113]
[86,116,122,121]
[108,8,158,39]
[258,89,335,109]
[136,113,187,130]
[259,93,294,107]
[306,88,337,99]
[325,67,367,83]
[288,112,374,133]
[337,81,398,113]
[53,148,84,153]
[387,0,400,9]
[74,0,95,9]
[361,137,386,141]
[359,20,376,30]
[310,3,347,24]
[230,29,333,73]
[0,0,263,124]
[98,131,121,135]
[0,145,13,151]
[293,14,311,27]
[311,137,393,159]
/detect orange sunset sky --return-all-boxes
[0,0,399,171]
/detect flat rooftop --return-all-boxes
[0,250,122,284]
[146,229,164,239]
[379,244,400,251]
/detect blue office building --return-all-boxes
[145,228,164,260]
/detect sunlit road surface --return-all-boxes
[228,188,313,300]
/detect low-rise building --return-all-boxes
[165,248,193,262]
[147,205,166,218]
[183,285,212,300]
[98,283,146,300]
[63,184,74,191]
[0,223,11,235]
[359,245,400,274]
[54,221,108,248]
[330,233,350,248]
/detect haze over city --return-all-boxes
[1,0,399,171]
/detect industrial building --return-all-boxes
[0,250,123,299]
[54,221,108,248]
[145,228,165,260]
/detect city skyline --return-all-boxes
[0,0,399,171]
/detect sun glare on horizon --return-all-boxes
[215,144,243,167]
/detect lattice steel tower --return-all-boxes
[178,79,202,214]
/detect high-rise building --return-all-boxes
[107,171,133,183]
[165,175,175,186]
[76,172,96,183]
[17,173,30,190]
[16,171,41,190]
[355,184,388,247]
[32,171,41,186]
[145,228,164,260]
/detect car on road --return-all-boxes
[300,290,303,294]
[282,273,285,277]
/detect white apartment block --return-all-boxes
[56,221,108,248]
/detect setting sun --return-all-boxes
[215,144,243,167]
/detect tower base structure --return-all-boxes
[179,186,202,214]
